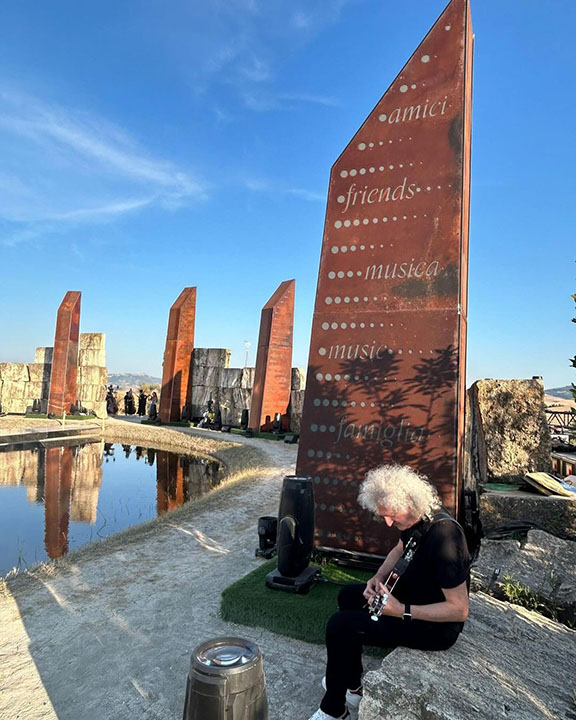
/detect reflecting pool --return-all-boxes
[0,440,222,577]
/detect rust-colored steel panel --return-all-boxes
[296,0,473,557]
[47,291,81,416]
[159,287,197,423]
[249,279,295,431]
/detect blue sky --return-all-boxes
[0,0,574,389]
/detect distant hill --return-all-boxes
[546,385,574,400]
[108,373,161,388]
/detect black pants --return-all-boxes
[320,584,462,717]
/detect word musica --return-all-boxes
[379,96,449,126]
[335,414,427,448]
[365,259,441,281]
[339,177,415,213]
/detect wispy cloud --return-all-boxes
[242,90,340,112]
[0,91,206,244]
[149,0,354,108]
[243,177,324,203]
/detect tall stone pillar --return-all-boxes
[47,291,81,416]
[159,288,197,423]
[249,279,295,432]
[296,0,473,556]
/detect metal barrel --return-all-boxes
[182,637,268,720]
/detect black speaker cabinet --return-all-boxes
[266,476,317,593]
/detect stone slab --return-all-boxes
[296,0,473,554]
[474,530,576,606]
[249,279,295,431]
[192,348,230,368]
[359,592,576,720]
[469,378,552,482]
[28,364,52,384]
[291,367,306,392]
[0,363,30,383]
[480,490,576,542]
[34,347,53,364]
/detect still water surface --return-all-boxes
[0,440,222,577]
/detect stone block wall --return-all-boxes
[189,348,305,431]
[77,333,107,418]
[0,334,107,416]
[0,362,51,414]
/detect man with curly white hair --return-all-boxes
[308,464,470,720]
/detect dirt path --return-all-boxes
[0,419,350,720]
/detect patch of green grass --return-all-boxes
[496,576,576,630]
[221,560,371,645]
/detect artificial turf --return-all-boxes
[220,559,371,645]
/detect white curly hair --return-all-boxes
[358,464,442,520]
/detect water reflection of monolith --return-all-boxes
[159,288,197,423]
[44,446,74,559]
[47,291,81,416]
[296,0,473,557]
[249,280,295,432]
[156,451,186,514]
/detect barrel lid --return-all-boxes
[195,639,258,669]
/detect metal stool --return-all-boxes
[182,637,268,720]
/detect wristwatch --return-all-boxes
[403,604,412,621]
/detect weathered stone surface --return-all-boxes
[26,381,46,400]
[2,398,28,414]
[78,366,107,386]
[48,290,81,415]
[288,390,305,434]
[191,365,223,388]
[80,333,105,351]
[291,367,306,392]
[220,368,254,390]
[192,348,230,368]
[359,593,576,720]
[70,442,103,522]
[296,0,473,555]
[0,381,27,399]
[34,347,53,364]
[0,447,39,487]
[79,333,106,368]
[481,490,576,542]
[469,378,552,482]
[0,363,29,383]
[473,530,576,606]
[249,279,295,432]
[159,287,196,423]
[27,363,51,384]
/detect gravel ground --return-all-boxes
[0,416,366,720]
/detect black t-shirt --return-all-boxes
[394,511,470,628]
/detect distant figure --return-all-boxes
[148,391,158,421]
[124,388,136,415]
[137,389,147,416]
[106,386,118,416]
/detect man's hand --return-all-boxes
[363,574,383,601]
